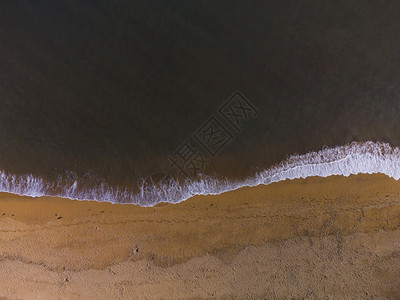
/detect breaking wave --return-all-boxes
[0,141,399,206]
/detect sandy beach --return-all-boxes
[0,173,399,299]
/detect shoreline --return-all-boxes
[0,141,399,206]
[0,173,399,298]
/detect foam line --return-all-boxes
[0,141,398,206]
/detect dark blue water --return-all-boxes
[1,1,400,204]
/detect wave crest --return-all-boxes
[0,141,398,206]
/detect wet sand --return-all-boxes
[0,173,399,299]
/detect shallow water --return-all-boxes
[1,1,400,204]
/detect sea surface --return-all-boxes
[1,1,400,205]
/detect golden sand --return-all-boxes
[0,174,399,299]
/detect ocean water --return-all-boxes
[1,1,400,205]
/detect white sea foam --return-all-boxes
[0,141,399,206]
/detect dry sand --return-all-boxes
[0,173,399,299]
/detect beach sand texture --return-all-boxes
[0,173,399,299]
